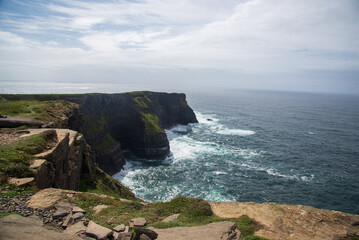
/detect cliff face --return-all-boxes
[0,92,198,175]
[63,92,197,174]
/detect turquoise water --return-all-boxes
[113,90,359,214]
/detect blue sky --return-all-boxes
[0,0,359,94]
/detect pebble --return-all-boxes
[0,193,70,227]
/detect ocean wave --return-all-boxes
[217,129,255,136]
[194,111,255,136]
[240,163,315,182]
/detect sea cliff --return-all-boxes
[0,92,198,174]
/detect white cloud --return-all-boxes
[0,0,358,93]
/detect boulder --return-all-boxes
[72,212,84,221]
[162,214,179,223]
[115,232,133,240]
[113,224,126,232]
[140,235,151,240]
[134,227,158,240]
[86,221,113,240]
[64,221,87,235]
[62,214,74,228]
[53,208,70,218]
[130,217,146,227]
[72,206,86,213]
[8,177,34,187]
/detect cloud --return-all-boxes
[0,0,358,93]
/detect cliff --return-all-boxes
[0,92,198,174]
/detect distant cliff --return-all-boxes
[0,92,198,175]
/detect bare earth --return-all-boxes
[210,201,359,240]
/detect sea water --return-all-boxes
[113,89,359,214]
[1,81,358,214]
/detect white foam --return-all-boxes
[194,111,255,137]
[217,129,255,136]
[240,163,314,182]
[195,111,219,124]
[213,171,228,175]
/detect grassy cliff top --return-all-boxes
[0,98,79,123]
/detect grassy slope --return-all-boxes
[70,193,268,239]
[0,132,51,179]
[134,96,163,136]
[0,98,79,122]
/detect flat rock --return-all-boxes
[0,214,82,240]
[72,206,86,213]
[162,214,180,223]
[210,201,359,240]
[64,221,87,235]
[8,177,34,187]
[115,232,133,240]
[53,208,70,218]
[86,221,113,240]
[29,159,46,169]
[149,221,238,240]
[62,214,74,228]
[27,188,68,209]
[92,205,109,215]
[72,212,84,220]
[113,224,126,232]
[130,217,146,227]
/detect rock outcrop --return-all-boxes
[19,128,88,190]
[210,201,359,240]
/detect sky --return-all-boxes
[0,0,359,94]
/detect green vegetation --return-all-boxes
[0,184,37,198]
[79,166,135,200]
[237,215,254,236]
[0,132,51,179]
[134,96,150,108]
[0,212,20,218]
[70,194,223,229]
[95,133,115,151]
[236,215,268,240]
[140,112,163,136]
[0,99,79,122]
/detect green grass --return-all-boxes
[79,166,135,200]
[237,215,254,236]
[0,132,51,178]
[0,99,79,122]
[0,212,20,218]
[95,133,115,151]
[69,194,222,229]
[134,96,150,109]
[140,112,163,136]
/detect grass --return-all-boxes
[0,184,38,198]
[0,131,53,178]
[95,133,115,151]
[140,112,163,136]
[236,215,269,240]
[0,212,20,218]
[79,166,135,200]
[0,99,79,122]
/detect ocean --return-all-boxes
[1,81,358,214]
[114,89,359,215]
